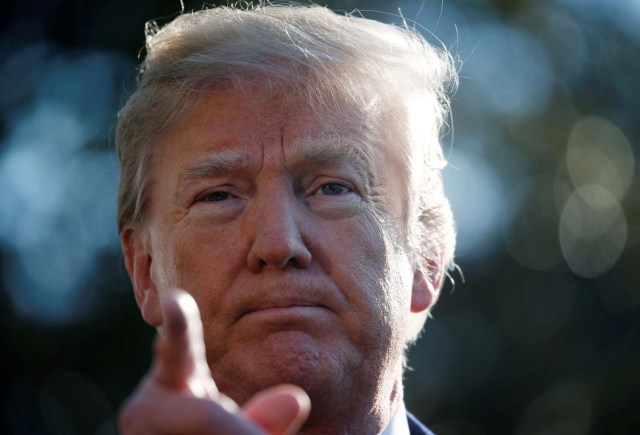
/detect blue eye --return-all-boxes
[202,191,231,201]
[320,183,350,196]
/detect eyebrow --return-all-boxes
[289,135,377,183]
[181,148,251,179]
[176,135,377,199]
[176,149,250,200]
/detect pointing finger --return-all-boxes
[152,289,218,398]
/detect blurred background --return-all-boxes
[0,0,638,433]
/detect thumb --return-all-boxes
[242,384,311,435]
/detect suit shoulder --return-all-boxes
[407,411,436,435]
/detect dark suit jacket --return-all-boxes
[407,411,435,435]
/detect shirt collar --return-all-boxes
[380,401,410,435]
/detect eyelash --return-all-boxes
[201,191,233,202]
[317,182,352,196]
[194,180,356,204]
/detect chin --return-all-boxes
[213,330,353,402]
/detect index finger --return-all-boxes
[152,289,218,398]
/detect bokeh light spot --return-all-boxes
[559,185,627,278]
[0,46,126,324]
[566,116,635,201]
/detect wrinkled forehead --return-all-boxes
[161,82,412,165]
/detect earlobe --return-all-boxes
[121,226,163,327]
[410,260,443,313]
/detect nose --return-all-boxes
[245,188,312,272]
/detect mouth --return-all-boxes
[237,300,331,324]
[232,278,343,326]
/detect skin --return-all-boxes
[120,87,438,434]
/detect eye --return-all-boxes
[200,191,233,202]
[319,182,351,196]
[307,179,360,219]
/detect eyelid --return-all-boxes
[320,181,351,192]
[307,177,359,196]
[202,191,232,201]
[193,186,237,203]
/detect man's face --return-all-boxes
[127,87,431,409]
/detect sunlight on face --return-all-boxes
[133,88,425,424]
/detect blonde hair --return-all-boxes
[116,2,457,278]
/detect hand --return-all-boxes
[118,289,311,434]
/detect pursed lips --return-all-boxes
[229,277,345,324]
[236,297,331,322]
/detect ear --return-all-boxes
[121,226,163,327]
[411,259,443,314]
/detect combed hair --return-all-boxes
[116,2,458,288]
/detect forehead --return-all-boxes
[171,87,378,144]
[154,86,402,169]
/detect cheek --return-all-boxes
[154,221,245,296]
[148,225,179,294]
[331,214,413,332]
[175,227,239,277]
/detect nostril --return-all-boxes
[248,232,312,271]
